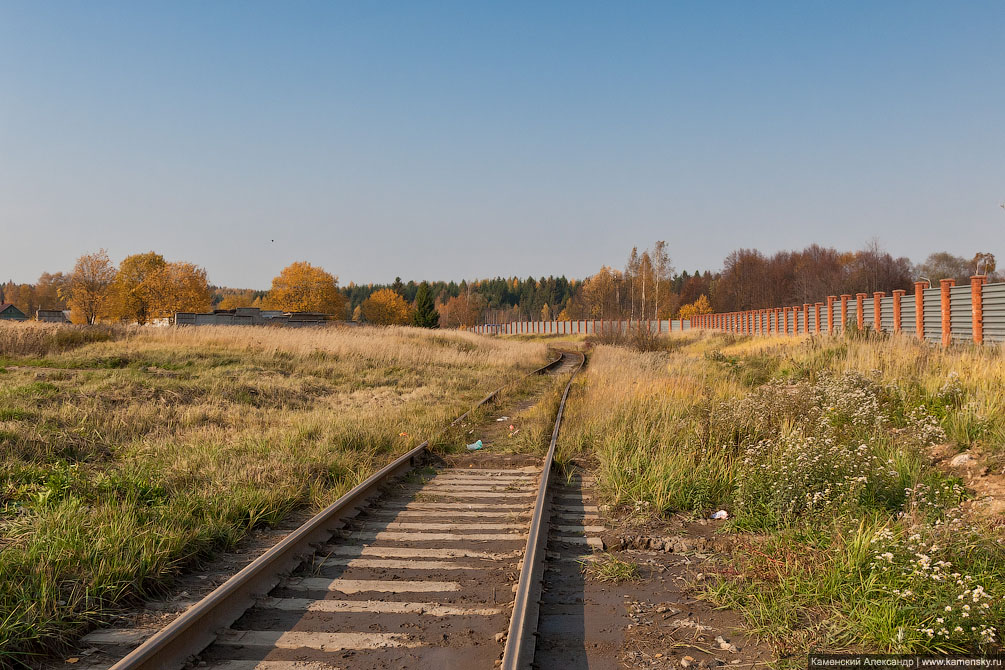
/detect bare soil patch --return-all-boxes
[930,443,1005,521]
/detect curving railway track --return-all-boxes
[100,350,586,670]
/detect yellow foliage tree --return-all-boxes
[362,288,412,325]
[678,294,713,320]
[145,262,213,319]
[64,250,116,324]
[112,252,167,324]
[216,289,258,310]
[34,272,69,312]
[267,262,345,315]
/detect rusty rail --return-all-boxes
[501,350,586,670]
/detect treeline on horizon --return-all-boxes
[337,242,1000,325]
[2,243,998,327]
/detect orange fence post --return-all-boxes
[972,275,986,344]
[814,302,823,333]
[826,296,836,334]
[840,295,851,331]
[782,306,790,334]
[802,303,810,333]
[873,292,885,332]
[940,279,955,347]
[914,281,928,341]
[855,293,867,330]
[892,290,905,333]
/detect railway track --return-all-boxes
[101,350,586,670]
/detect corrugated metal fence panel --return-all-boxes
[861,301,873,330]
[900,300,916,335]
[680,319,690,331]
[880,297,895,332]
[923,288,942,343]
[949,286,972,341]
[983,283,1005,342]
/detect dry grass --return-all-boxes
[0,323,546,666]
[0,322,123,357]
[560,331,1005,657]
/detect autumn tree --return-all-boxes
[437,292,483,328]
[267,262,346,315]
[216,288,259,310]
[144,262,213,319]
[579,267,622,319]
[650,240,673,319]
[111,252,167,324]
[411,282,439,328]
[36,272,69,311]
[362,288,412,325]
[678,294,712,320]
[626,247,639,320]
[65,250,116,324]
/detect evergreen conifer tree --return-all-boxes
[412,281,439,328]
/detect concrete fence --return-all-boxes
[689,276,1005,345]
[469,319,691,336]
[174,307,336,327]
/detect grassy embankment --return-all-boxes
[558,331,1004,658]
[0,322,547,666]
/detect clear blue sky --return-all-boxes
[2,2,1003,288]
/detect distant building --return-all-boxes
[0,303,28,321]
[173,307,340,327]
[36,309,70,323]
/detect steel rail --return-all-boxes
[109,351,566,670]
[501,350,586,670]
